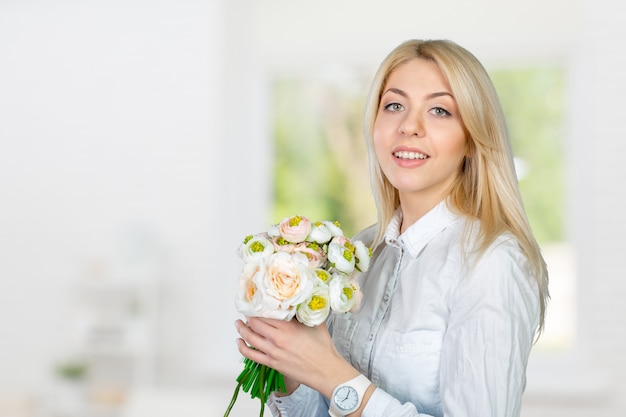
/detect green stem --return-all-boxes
[225,359,285,417]
[223,378,243,417]
[259,365,266,417]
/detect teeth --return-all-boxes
[394,151,428,160]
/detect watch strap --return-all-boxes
[328,374,371,417]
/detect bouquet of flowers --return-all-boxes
[224,215,372,417]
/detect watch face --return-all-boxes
[334,386,359,411]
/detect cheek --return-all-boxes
[372,137,388,168]
[440,130,467,161]
[372,125,389,159]
[372,114,388,143]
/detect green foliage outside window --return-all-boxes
[272,78,375,237]
[490,68,565,243]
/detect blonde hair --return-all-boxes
[363,39,549,335]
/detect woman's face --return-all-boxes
[373,58,467,209]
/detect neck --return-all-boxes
[399,194,448,234]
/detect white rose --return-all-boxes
[237,234,275,264]
[267,224,280,238]
[327,240,355,275]
[329,274,359,313]
[313,268,331,284]
[296,283,331,326]
[307,222,332,244]
[348,279,363,313]
[322,220,344,237]
[353,240,371,272]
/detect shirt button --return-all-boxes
[368,333,374,341]
[383,294,389,302]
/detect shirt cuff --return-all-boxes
[267,384,318,416]
[361,387,389,416]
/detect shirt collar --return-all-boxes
[384,200,462,258]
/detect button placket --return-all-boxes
[366,247,404,376]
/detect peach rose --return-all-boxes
[278,215,312,243]
[293,242,327,269]
[234,263,263,317]
[255,251,314,317]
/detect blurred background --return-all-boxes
[0,0,625,416]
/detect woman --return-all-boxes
[234,39,549,417]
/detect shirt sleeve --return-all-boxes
[439,238,540,417]
[266,384,329,417]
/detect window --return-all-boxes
[271,68,574,351]
[491,68,574,351]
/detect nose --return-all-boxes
[399,112,424,137]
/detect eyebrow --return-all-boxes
[382,87,454,100]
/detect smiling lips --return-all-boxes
[393,150,429,160]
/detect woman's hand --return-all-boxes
[234,317,359,399]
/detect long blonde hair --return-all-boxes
[363,39,549,335]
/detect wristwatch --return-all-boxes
[328,374,371,417]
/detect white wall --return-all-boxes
[0,0,234,388]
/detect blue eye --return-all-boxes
[384,103,404,112]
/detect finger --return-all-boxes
[247,316,284,340]
[236,338,270,365]
[234,320,269,351]
[256,316,291,328]
[247,316,282,330]
[233,319,250,338]
[236,319,284,360]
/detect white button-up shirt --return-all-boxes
[268,201,540,417]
